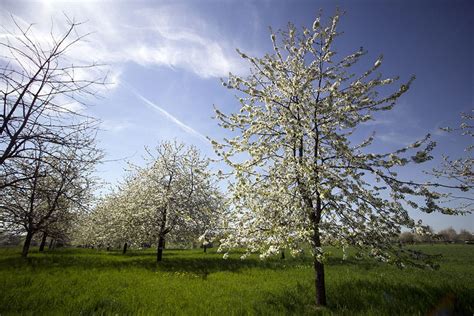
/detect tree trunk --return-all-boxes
[157,235,165,262]
[22,231,34,258]
[311,196,327,306]
[203,244,207,253]
[39,232,47,252]
[122,242,128,254]
[314,257,327,306]
[313,226,327,306]
[48,238,54,250]
[280,249,285,260]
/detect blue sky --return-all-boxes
[1,0,472,231]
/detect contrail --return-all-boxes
[124,83,208,143]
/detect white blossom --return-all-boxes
[211,13,463,306]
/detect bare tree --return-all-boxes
[438,227,457,243]
[0,142,100,257]
[399,232,415,244]
[457,229,473,242]
[0,16,106,191]
[430,112,474,212]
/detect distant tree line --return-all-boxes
[399,227,473,244]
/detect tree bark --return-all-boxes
[203,244,207,253]
[157,235,165,262]
[313,224,327,306]
[122,242,128,254]
[48,238,54,250]
[39,232,47,252]
[294,93,327,306]
[308,194,327,306]
[22,231,34,258]
[280,250,285,260]
[314,257,327,306]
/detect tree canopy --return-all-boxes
[212,12,469,306]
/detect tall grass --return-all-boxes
[0,245,472,315]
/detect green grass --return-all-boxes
[0,245,472,315]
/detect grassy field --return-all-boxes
[0,244,472,315]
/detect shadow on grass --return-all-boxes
[324,257,381,270]
[0,247,392,278]
[0,248,313,275]
[328,279,471,315]
[255,279,472,315]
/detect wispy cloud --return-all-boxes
[125,83,208,143]
[101,119,134,133]
[377,131,416,146]
[361,118,393,126]
[0,2,247,82]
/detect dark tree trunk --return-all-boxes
[203,244,207,253]
[309,195,327,306]
[280,250,285,260]
[39,232,47,252]
[294,100,327,307]
[313,224,327,306]
[22,231,34,258]
[314,257,327,306]
[48,238,54,250]
[122,242,128,254]
[157,235,165,262]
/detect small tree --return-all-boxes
[212,13,467,306]
[129,141,221,261]
[76,141,222,261]
[75,185,150,252]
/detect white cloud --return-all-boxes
[0,1,247,84]
[377,131,430,147]
[378,132,409,145]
